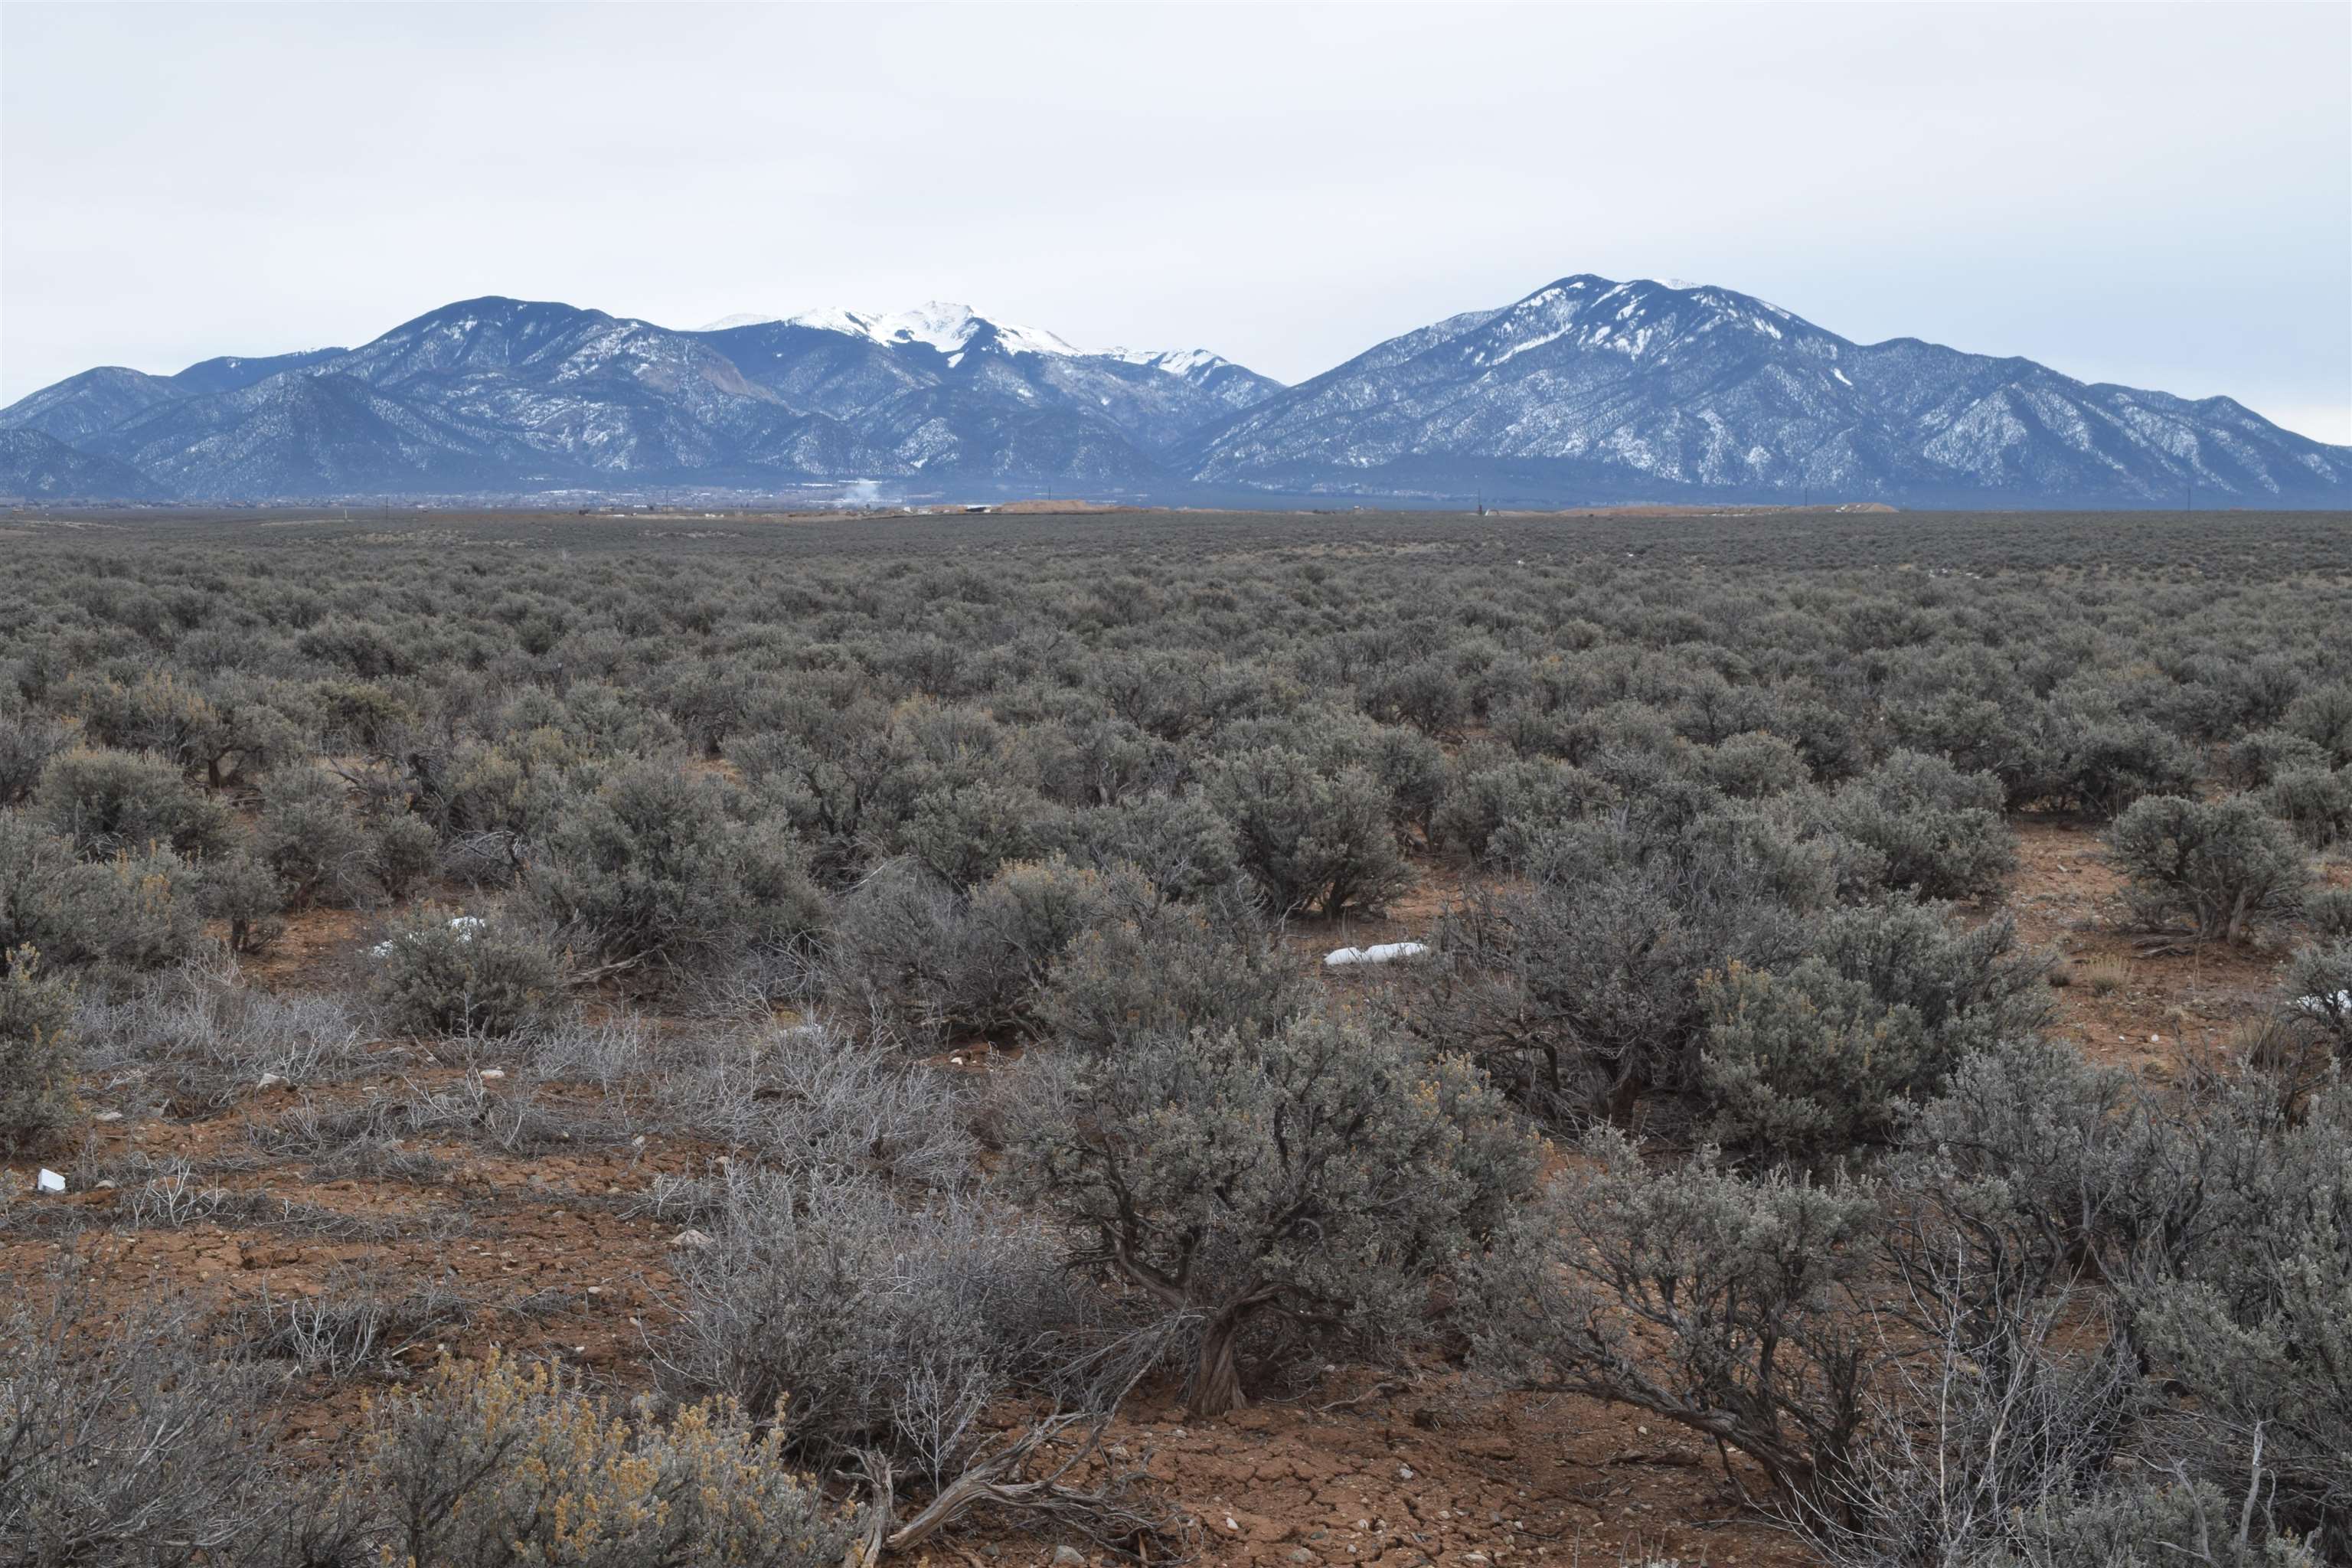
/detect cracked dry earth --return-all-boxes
[5,819,2326,1568]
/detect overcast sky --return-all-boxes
[5,1,2347,442]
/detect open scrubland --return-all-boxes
[3,505,2350,1567]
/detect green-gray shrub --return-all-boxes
[1018,1011,1540,1416]
[1207,749,1409,917]
[2110,795,2311,944]
[1828,749,2015,900]
[256,764,374,907]
[369,907,566,1040]
[0,949,78,1150]
[0,812,203,981]
[37,747,237,862]
[527,762,825,982]
[1467,1127,1880,1517]
[2264,767,2352,850]
[2303,888,2352,943]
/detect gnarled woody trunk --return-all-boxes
[1188,1309,1249,1419]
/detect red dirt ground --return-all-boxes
[5,818,2319,1568]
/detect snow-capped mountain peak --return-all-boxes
[782,302,1081,360]
[702,302,1240,384]
[1105,346,1232,377]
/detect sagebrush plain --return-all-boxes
[4,505,2350,1567]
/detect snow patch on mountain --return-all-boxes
[1105,347,1232,378]
[785,302,1080,359]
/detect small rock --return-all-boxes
[1288,1552,1317,1564]
[669,1228,714,1250]
[479,1068,506,1080]
[256,1073,286,1090]
[1054,1549,1088,1568]
[93,1109,124,1123]
[1396,1464,1416,1481]
[95,1179,117,1190]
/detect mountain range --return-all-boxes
[5,276,2345,508]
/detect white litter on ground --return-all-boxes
[36,1168,66,1194]
[371,916,486,959]
[1325,941,1430,969]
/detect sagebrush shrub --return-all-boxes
[1073,792,1240,902]
[2283,942,2351,1051]
[68,671,298,788]
[1042,891,1307,1058]
[256,764,374,908]
[0,949,78,1149]
[1016,1011,1540,1416]
[2265,766,2352,850]
[2056,719,2203,820]
[1699,901,2047,1166]
[2303,887,2352,943]
[895,779,1066,889]
[37,746,237,862]
[528,762,825,982]
[825,855,1158,1050]
[2225,727,2333,789]
[367,812,440,901]
[1208,749,1409,916]
[2284,680,2352,769]
[1700,730,1811,801]
[369,906,565,1039]
[1,1275,286,1566]
[660,1168,1086,1486]
[367,1349,863,1568]
[1432,748,1609,866]
[196,848,283,956]
[2110,794,2310,943]
[1828,750,2015,900]
[0,812,202,982]
[1396,812,1815,1121]
[1467,1127,1880,1517]
[0,707,67,805]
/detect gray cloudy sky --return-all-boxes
[5,1,2348,441]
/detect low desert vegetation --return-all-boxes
[1,507,2347,1566]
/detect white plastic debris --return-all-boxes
[371,916,487,959]
[256,1072,286,1090]
[1324,941,1430,969]
[478,1069,505,1081]
[93,1109,123,1123]
[36,1168,66,1194]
